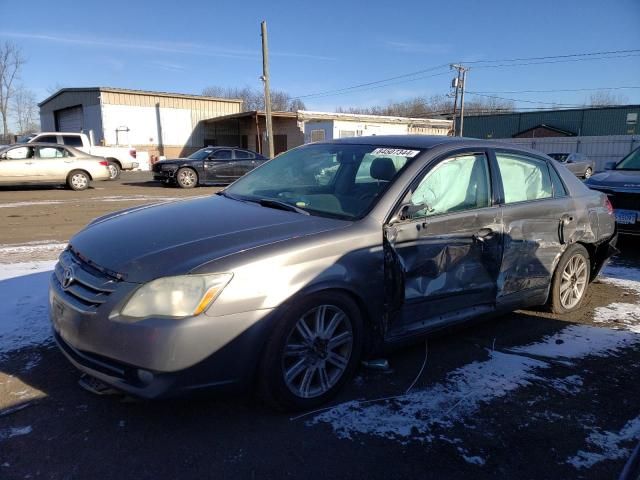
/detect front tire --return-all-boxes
[259,292,363,411]
[176,167,198,188]
[548,244,590,314]
[66,170,90,191]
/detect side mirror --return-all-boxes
[388,202,429,225]
[605,161,616,170]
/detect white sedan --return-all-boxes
[0,143,111,190]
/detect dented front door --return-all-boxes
[384,152,503,336]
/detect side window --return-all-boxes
[38,146,69,158]
[234,150,253,160]
[37,135,58,144]
[6,146,35,159]
[410,153,491,218]
[62,135,83,148]
[548,164,567,197]
[495,152,553,204]
[212,149,232,160]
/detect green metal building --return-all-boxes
[460,105,640,139]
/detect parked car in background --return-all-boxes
[22,132,138,180]
[585,146,640,236]
[548,152,595,179]
[0,143,110,190]
[152,146,267,188]
[49,136,617,411]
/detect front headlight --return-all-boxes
[119,273,232,319]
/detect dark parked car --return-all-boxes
[548,152,595,179]
[152,146,268,188]
[585,147,640,236]
[49,136,616,411]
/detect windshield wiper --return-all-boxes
[258,198,310,215]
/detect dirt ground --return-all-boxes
[1,173,639,479]
[0,172,218,246]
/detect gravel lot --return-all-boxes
[1,173,639,479]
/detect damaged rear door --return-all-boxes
[384,151,503,339]
[492,150,577,308]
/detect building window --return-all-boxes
[311,129,325,142]
[339,130,356,138]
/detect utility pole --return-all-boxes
[450,64,469,137]
[450,68,461,136]
[260,21,275,159]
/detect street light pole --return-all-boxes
[451,64,469,137]
[261,21,275,159]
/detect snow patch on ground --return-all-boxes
[310,325,639,443]
[567,416,640,469]
[0,261,56,359]
[0,426,32,441]
[0,242,66,264]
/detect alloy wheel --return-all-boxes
[107,164,119,179]
[584,168,593,179]
[282,305,354,399]
[178,169,197,187]
[559,253,588,309]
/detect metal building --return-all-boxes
[38,87,242,158]
[459,105,640,139]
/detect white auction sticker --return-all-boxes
[371,148,420,157]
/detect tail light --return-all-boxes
[99,160,109,166]
[129,148,137,159]
[603,195,614,215]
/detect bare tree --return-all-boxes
[12,85,39,134]
[202,85,305,112]
[0,41,25,137]
[335,93,514,117]
[589,90,628,107]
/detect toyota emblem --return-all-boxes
[62,267,75,289]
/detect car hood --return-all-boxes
[70,195,349,283]
[155,158,193,166]
[586,170,640,191]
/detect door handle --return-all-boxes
[473,228,494,243]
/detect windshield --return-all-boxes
[188,148,215,160]
[615,148,640,170]
[225,143,421,219]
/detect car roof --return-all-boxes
[3,143,91,156]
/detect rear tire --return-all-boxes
[258,292,363,411]
[548,244,590,314]
[66,170,90,191]
[107,161,121,180]
[176,167,198,188]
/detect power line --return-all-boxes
[458,48,640,65]
[471,86,640,94]
[292,64,450,100]
[467,91,584,107]
[293,49,640,101]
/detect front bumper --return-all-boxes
[48,254,275,398]
[152,168,177,182]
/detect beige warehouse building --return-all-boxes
[38,87,242,159]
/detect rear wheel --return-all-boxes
[259,292,363,411]
[176,167,198,188]
[107,161,121,180]
[66,170,90,191]
[584,167,593,179]
[548,244,590,314]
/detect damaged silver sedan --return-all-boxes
[49,136,617,410]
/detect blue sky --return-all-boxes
[1,0,639,112]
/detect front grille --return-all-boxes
[53,249,120,314]
[608,192,640,210]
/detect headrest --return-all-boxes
[370,157,396,181]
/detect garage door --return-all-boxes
[55,106,83,132]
